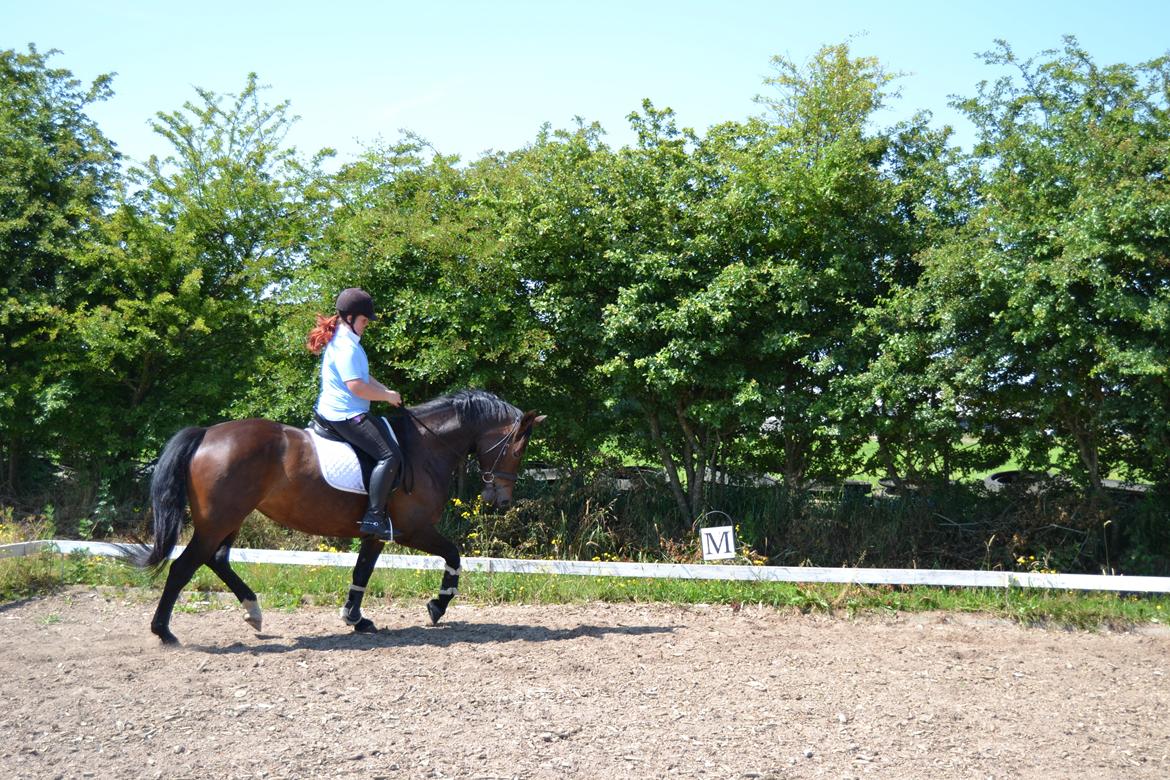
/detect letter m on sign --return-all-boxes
[700,525,736,561]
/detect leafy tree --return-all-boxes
[496,122,624,466]
[502,107,761,521]
[67,74,327,485]
[728,45,911,492]
[496,45,930,524]
[0,45,120,491]
[835,118,990,488]
[289,137,550,421]
[935,38,1170,491]
[593,103,736,520]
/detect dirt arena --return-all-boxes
[1,588,1167,779]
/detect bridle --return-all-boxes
[477,417,521,486]
[401,407,521,487]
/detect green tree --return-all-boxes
[497,122,623,466]
[0,46,120,491]
[67,74,327,485]
[499,45,925,524]
[936,38,1170,491]
[503,106,762,521]
[729,44,911,492]
[287,137,550,420]
[835,118,989,488]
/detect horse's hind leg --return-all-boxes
[150,533,219,645]
[206,532,262,632]
[401,526,460,626]
[340,537,385,633]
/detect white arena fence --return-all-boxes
[2,540,1169,593]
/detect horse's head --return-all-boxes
[474,410,546,510]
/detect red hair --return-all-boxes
[306,313,339,355]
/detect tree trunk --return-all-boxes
[647,410,693,526]
[1063,397,1103,495]
[677,404,707,520]
[781,432,806,493]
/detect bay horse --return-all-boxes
[128,390,545,645]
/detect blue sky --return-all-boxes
[6,1,1169,167]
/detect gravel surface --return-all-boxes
[1,588,1167,779]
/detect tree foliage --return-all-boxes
[0,46,120,490]
[930,38,1170,489]
[61,74,326,486]
[3,38,1169,548]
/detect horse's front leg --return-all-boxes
[400,525,461,626]
[431,559,461,626]
[340,537,385,633]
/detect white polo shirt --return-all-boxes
[315,324,370,421]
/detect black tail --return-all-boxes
[129,426,208,571]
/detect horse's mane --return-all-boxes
[408,389,520,427]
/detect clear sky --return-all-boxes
[6,1,1169,168]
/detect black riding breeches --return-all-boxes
[330,413,402,512]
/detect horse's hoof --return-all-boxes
[353,617,377,633]
[152,625,180,646]
[427,599,445,626]
[242,599,262,631]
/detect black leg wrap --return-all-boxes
[427,571,459,626]
[341,590,363,622]
[340,538,385,633]
[341,587,376,631]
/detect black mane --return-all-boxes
[408,389,520,427]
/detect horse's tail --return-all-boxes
[128,426,208,571]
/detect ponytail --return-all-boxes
[306,313,339,355]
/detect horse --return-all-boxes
[127,389,545,645]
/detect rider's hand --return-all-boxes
[386,390,402,406]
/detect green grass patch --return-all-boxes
[2,551,1166,631]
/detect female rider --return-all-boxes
[306,287,403,540]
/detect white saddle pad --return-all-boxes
[306,418,399,495]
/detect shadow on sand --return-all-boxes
[186,620,676,654]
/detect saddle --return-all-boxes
[307,414,407,495]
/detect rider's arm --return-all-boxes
[346,378,402,406]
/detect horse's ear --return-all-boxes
[512,412,546,456]
[518,410,545,432]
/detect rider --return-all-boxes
[307,287,403,541]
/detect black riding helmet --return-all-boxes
[335,287,377,322]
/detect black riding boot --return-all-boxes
[359,457,399,540]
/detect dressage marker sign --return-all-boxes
[4,540,1170,593]
[699,525,736,561]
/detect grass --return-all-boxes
[2,549,1166,631]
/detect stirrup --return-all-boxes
[359,509,399,541]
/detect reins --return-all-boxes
[396,407,463,459]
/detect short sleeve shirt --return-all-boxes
[315,325,370,421]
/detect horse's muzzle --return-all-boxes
[482,482,514,511]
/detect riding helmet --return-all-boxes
[335,287,377,320]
